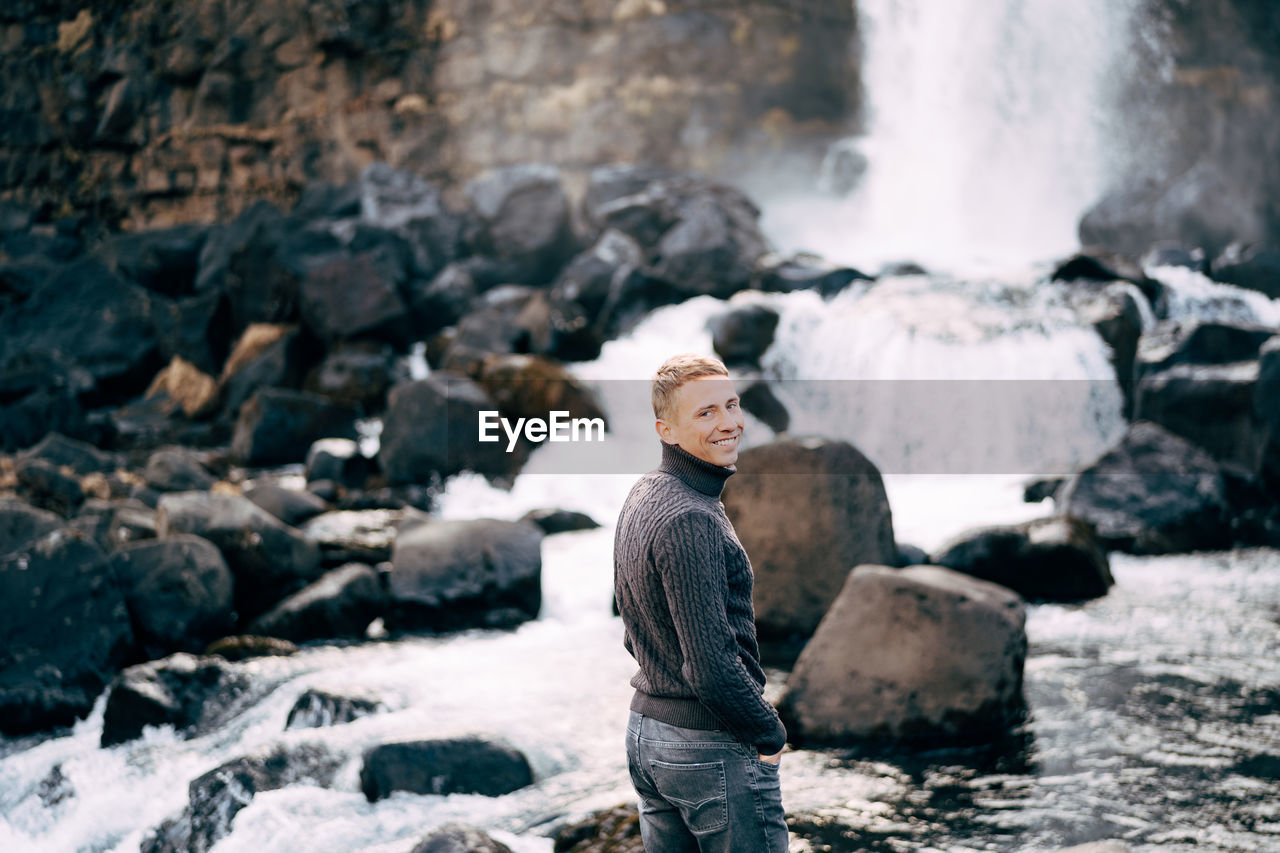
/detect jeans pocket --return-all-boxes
[647,758,729,833]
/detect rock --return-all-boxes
[779,565,1027,747]
[1210,242,1280,299]
[1050,248,1148,287]
[655,190,765,300]
[140,743,343,853]
[755,253,872,298]
[359,737,534,801]
[407,262,481,335]
[107,535,235,657]
[550,229,645,324]
[594,269,689,343]
[1051,844,1131,853]
[445,285,557,365]
[105,224,209,297]
[879,260,929,277]
[293,180,361,220]
[1071,283,1144,417]
[96,393,229,453]
[553,803,643,853]
[0,499,63,555]
[464,163,575,286]
[204,635,299,661]
[1256,336,1280,435]
[894,542,930,568]
[300,508,411,566]
[358,163,464,280]
[411,824,515,853]
[17,432,117,475]
[247,563,386,643]
[520,508,601,535]
[0,529,135,734]
[1023,476,1065,504]
[709,304,780,368]
[99,652,256,747]
[306,479,341,503]
[721,438,897,661]
[0,380,91,453]
[305,438,372,488]
[933,516,1114,602]
[285,688,384,730]
[1056,421,1231,553]
[1141,241,1205,272]
[1135,361,1266,475]
[156,491,323,623]
[148,287,233,377]
[298,251,412,347]
[378,373,519,484]
[1136,319,1275,375]
[69,497,157,552]
[302,340,394,413]
[217,323,313,420]
[0,259,161,404]
[473,354,609,429]
[244,482,330,526]
[738,381,791,434]
[230,387,359,467]
[15,456,85,516]
[145,357,221,420]
[387,518,543,633]
[144,448,217,492]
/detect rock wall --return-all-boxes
[0,0,857,231]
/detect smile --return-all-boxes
[712,435,739,447]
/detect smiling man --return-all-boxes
[614,353,788,852]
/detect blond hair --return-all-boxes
[651,353,729,420]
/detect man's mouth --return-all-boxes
[711,435,739,448]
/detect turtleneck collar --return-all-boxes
[659,441,735,497]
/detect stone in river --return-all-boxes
[359,736,533,801]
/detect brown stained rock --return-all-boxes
[147,357,220,419]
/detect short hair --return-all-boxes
[651,353,729,421]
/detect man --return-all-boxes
[614,353,788,852]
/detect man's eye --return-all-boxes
[727,402,738,410]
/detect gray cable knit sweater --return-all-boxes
[614,441,787,754]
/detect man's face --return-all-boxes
[656,375,745,467]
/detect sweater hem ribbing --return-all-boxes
[630,690,726,732]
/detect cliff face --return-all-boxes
[0,0,857,230]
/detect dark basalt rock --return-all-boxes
[0,499,63,556]
[709,304,780,368]
[143,448,217,492]
[521,508,602,535]
[100,652,256,747]
[553,803,643,853]
[359,736,534,801]
[285,688,385,730]
[243,482,330,527]
[464,163,576,287]
[411,824,515,853]
[247,563,387,643]
[230,387,359,468]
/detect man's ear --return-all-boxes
[655,418,673,444]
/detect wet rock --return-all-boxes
[550,229,645,324]
[1210,242,1280,299]
[359,736,534,801]
[217,323,312,420]
[247,563,386,643]
[594,269,688,343]
[465,163,575,286]
[933,516,1114,602]
[1136,319,1274,375]
[1072,283,1144,417]
[553,803,643,853]
[755,253,872,298]
[1135,361,1266,476]
[299,251,412,347]
[1056,421,1231,554]
[738,381,790,434]
[204,635,299,661]
[0,499,62,555]
[305,438,373,489]
[107,535,234,657]
[302,340,394,413]
[721,438,897,662]
[1256,336,1280,435]
[230,387,359,467]
[378,373,519,484]
[156,491,323,623]
[105,224,209,298]
[144,448,217,492]
[473,353,609,428]
[69,498,157,552]
[1051,247,1148,289]
[709,304,780,368]
[411,823,515,853]
[300,508,411,567]
[358,163,464,280]
[99,652,255,747]
[17,432,117,475]
[0,529,134,735]
[285,688,384,730]
[243,483,330,526]
[1141,241,1205,272]
[445,285,556,365]
[15,457,85,516]
[387,518,543,633]
[0,259,161,404]
[521,508,601,535]
[141,743,343,853]
[779,565,1027,747]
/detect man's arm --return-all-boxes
[655,511,787,755]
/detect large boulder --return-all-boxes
[779,565,1027,747]
[14,456,85,516]
[387,519,543,633]
[1056,421,1231,553]
[721,438,897,661]
[144,447,217,492]
[464,163,575,286]
[754,253,872,298]
[243,482,330,527]
[359,737,534,801]
[709,304,780,368]
[0,499,63,555]
[1136,319,1274,376]
[107,535,235,658]
[246,563,386,643]
[1069,283,1144,418]
[300,508,408,566]
[933,516,1114,603]
[298,251,412,347]
[217,323,313,420]
[302,340,395,413]
[99,653,256,747]
[553,804,643,853]
[17,432,118,474]
[285,688,385,730]
[378,373,521,484]
[0,529,135,734]
[69,498,158,553]
[156,492,323,623]
[473,354,609,429]
[140,743,343,853]
[358,163,464,281]
[230,387,359,467]
[105,224,209,298]
[1210,242,1280,299]
[411,824,514,853]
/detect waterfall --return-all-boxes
[761,0,1139,273]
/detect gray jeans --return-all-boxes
[626,710,787,852]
